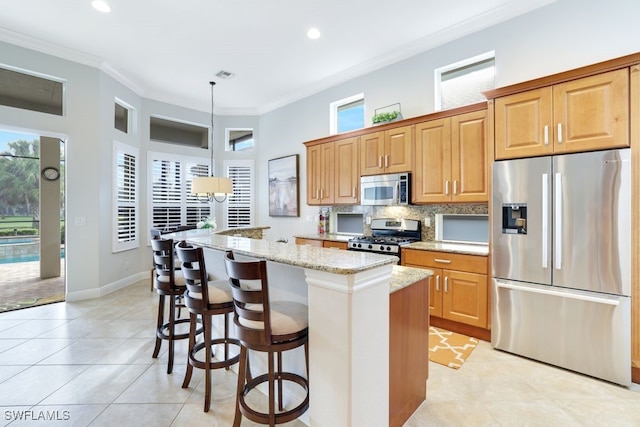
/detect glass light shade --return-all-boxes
[192,176,233,196]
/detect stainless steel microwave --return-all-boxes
[360,173,410,206]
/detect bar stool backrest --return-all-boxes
[151,238,177,293]
[224,251,273,349]
[175,244,210,312]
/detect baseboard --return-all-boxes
[65,271,147,302]
[430,317,491,342]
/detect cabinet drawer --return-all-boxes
[403,249,487,274]
[295,238,323,247]
[323,240,347,250]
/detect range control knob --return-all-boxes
[367,244,373,249]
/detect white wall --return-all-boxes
[257,0,640,241]
[1,0,639,298]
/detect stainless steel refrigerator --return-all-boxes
[491,148,631,386]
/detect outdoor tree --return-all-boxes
[0,139,40,219]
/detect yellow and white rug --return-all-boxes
[429,326,478,369]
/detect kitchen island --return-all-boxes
[167,230,431,427]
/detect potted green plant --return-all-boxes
[372,110,400,125]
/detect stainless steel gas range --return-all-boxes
[347,218,421,262]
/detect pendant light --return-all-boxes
[191,81,233,202]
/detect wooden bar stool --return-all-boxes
[176,243,241,412]
[150,237,191,374]
[223,250,309,427]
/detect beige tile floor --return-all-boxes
[0,279,639,426]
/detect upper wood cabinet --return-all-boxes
[360,125,413,176]
[494,68,629,159]
[306,136,359,205]
[307,142,334,205]
[334,137,360,204]
[414,109,488,203]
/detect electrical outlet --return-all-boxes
[424,217,431,227]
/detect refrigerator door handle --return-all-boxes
[542,173,548,269]
[555,172,562,270]
[494,280,620,306]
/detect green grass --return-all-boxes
[0,216,40,228]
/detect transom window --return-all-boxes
[330,94,365,135]
[435,52,495,111]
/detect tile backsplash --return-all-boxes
[329,203,489,241]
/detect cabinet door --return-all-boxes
[451,110,488,202]
[319,142,335,204]
[429,268,444,318]
[553,68,629,154]
[306,144,323,205]
[385,125,413,173]
[442,270,487,328]
[334,137,360,204]
[414,118,451,203]
[494,87,553,159]
[360,132,385,176]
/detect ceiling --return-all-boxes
[0,0,557,116]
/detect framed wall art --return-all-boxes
[268,154,299,217]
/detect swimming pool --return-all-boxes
[0,237,35,245]
[0,237,64,264]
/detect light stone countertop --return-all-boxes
[390,265,433,293]
[177,232,397,275]
[405,241,489,256]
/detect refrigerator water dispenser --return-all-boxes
[502,203,527,234]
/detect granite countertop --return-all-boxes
[295,233,355,242]
[405,241,489,256]
[390,265,432,293]
[176,231,397,275]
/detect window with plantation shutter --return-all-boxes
[148,151,210,234]
[113,142,139,252]
[225,160,254,228]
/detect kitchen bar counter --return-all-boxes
[166,229,428,426]
[186,233,397,274]
[406,241,489,256]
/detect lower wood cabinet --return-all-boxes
[402,248,488,329]
[295,237,347,250]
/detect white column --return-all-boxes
[305,264,392,427]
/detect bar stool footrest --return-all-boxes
[188,338,241,370]
[239,372,310,425]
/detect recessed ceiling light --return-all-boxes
[307,27,321,40]
[92,0,111,13]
